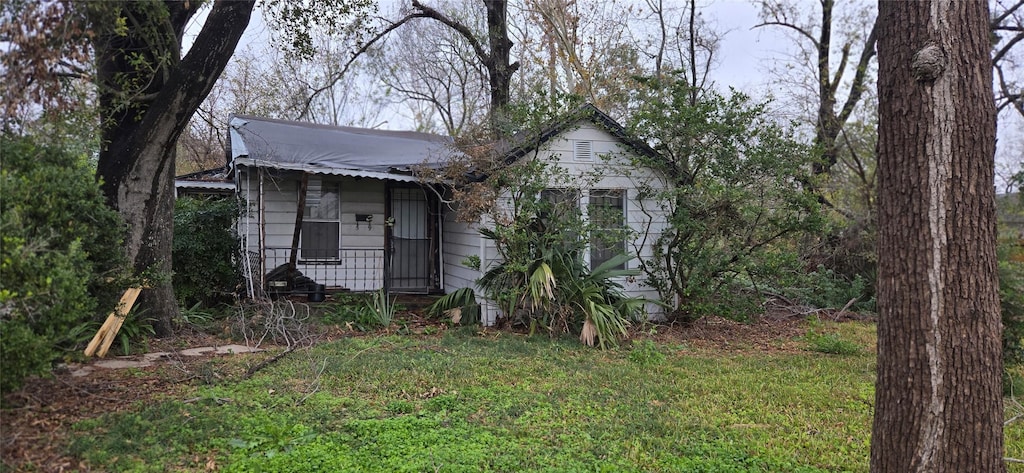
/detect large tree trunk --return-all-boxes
[871,1,1003,471]
[483,0,515,128]
[92,0,255,336]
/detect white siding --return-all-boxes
[237,168,387,293]
[441,121,671,324]
[441,204,482,292]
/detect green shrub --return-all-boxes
[625,77,824,322]
[172,197,241,308]
[999,238,1024,366]
[786,265,876,313]
[0,135,125,393]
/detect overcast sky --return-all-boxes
[186,0,1021,184]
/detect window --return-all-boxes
[589,189,625,269]
[540,188,581,225]
[573,140,593,161]
[300,178,341,260]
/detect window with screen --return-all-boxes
[540,188,581,225]
[299,178,341,261]
[588,189,625,269]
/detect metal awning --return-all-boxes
[232,158,425,183]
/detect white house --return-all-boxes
[220,105,669,323]
[228,115,456,297]
[442,104,670,324]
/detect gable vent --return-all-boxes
[574,140,593,161]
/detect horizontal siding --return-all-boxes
[245,175,387,251]
[441,204,482,292]
[474,121,672,322]
[237,121,673,320]
[236,169,390,293]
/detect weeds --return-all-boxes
[321,294,376,331]
[367,288,396,328]
[426,287,480,325]
[627,339,666,366]
[804,329,861,356]
[64,329,890,472]
[321,291,398,330]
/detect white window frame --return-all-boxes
[587,188,626,270]
[299,178,342,262]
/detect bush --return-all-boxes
[625,77,824,322]
[785,265,876,313]
[999,238,1024,366]
[0,135,125,393]
[172,197,241,308]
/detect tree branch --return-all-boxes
[411,1,491,66]
[993,31,1023,63]
[836,19,878,127]
[297,11,427,119]
[753,21,819,48]
[992,0,1024,28]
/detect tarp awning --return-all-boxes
[229,115,459,176]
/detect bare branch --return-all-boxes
[992,0,1024,28]
[297,12,426,119]
[753,21,819,48]
[993,31,1024,64]
[836,20,878,127]
[411,1,491,66]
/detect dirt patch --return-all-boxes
[2,361,196,471]
[1,332,271,472]
[641,316,812,353]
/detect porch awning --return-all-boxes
[228,115,459,178]
[232,158,426,182]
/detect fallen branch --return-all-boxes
[832,297,860,321]
[243,345,297,380]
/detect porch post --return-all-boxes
[289,172,309,278]
[383,180,392,294]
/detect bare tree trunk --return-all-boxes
[92,0,256,336]
[872,1,1003,471]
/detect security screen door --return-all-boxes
[389,187,433,292]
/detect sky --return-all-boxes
[184,0,1022,185]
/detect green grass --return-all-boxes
[63,324,1023,472]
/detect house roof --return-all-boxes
[228,115,458,179]
[174,166,235,195]
[501,103,659,162]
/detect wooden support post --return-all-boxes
[289,172,309,277]
[84,287,144,358]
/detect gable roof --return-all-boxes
[501,103,659,162]
[228,115,460,180]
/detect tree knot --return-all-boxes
[911,43,947,82]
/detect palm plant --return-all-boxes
[477,227,646,348]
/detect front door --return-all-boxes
[388,186,436,292]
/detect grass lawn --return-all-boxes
[8,320,1024,472]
